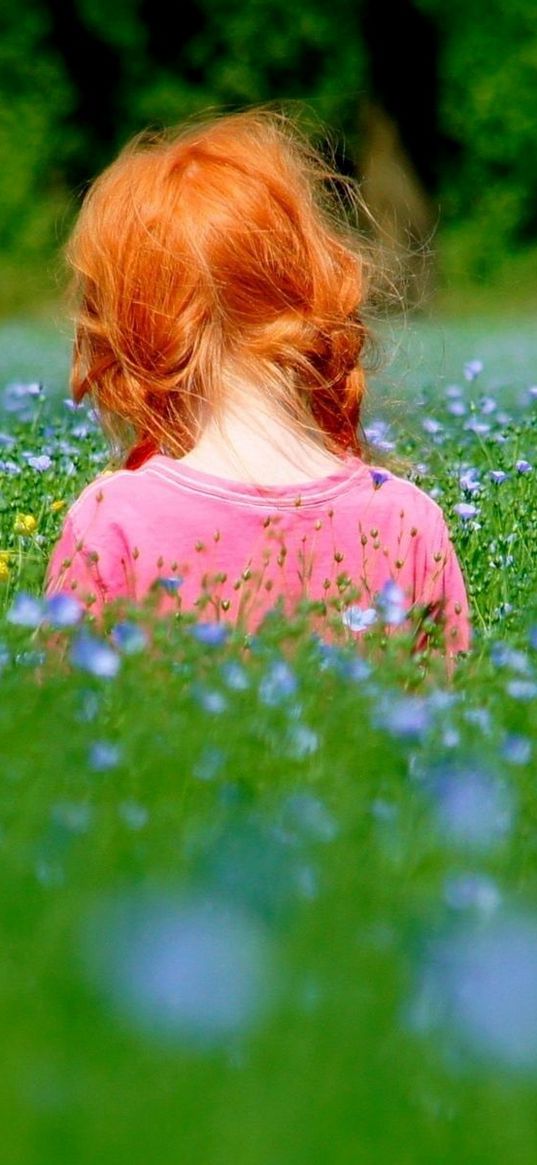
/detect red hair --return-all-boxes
[67,108,373,469]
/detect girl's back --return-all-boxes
[45,451,470,653]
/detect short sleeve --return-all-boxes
[414,505,471,657]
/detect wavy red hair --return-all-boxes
[67,107,373,469]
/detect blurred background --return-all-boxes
[1,0,536,392]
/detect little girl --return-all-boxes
[45,108,470,657]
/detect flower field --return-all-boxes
[2,344,537,1163]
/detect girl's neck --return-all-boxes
[175,391,347,485]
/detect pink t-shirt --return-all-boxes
[44,452,471,654]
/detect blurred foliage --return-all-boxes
[416,0,537,285]
[0,0,536,309]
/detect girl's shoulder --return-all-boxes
[359,461,446,523]
[63,462,156,531]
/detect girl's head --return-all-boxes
[68,107,374,469]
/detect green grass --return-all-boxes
[3,323,537,1163]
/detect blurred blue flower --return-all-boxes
[89,741,122,772]
[27,454,52,472]
[70,632,121,679]
[190,622,228,647]
[447,400,466,417]
[157,577,183,595]
[459,469,480,494]
[258,660,297,706]
[363,420,395,453]
[502,734,532,766]
[45,593,84,629]
[490,642,530,673]
[0,460,21,475]
[111,621,148,654]
[118,801,149,830]
[193,745,227,781]
[412,912,537,1071]
[464,418,490,436]
[191,685,228,714]
[6,593,45,628]
[516,459,532,474]
[429,762,514,851]
[341,605,377,634]
[0,432,15,447]
[2,381,42,417]
[463,359,483,382]
[422,417,443,435]
[220,660,250,690]
[443,872,501,916]
[51,801,93,834]
[276,792,335,848]
[81,892,277,1047]
[283,722,319,759]
[506,678,537,700]
[454,502,479,520]
[374,694,430,741]
[376,580,407,626]
[489,470,508,484]
[479,396,497,415]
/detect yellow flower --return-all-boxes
[0,558,9,582]
[14,513,37,535]
[51,499,66,513]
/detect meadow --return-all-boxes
[2,313,537,1163]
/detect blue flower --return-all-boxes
[70,632,121,679]
[2,381,42,416]
[279,792,338,843]
[489,470,508,484]
[459,469,481,494]
[453,502,479,520]
[447,400,466,417]
[463,359,483,382]
[80,892,277,1046]
[111,622,148,654]
[6,593,45,628]
[27,454,52,472]
[89,741,122,771]
[363,420,395,452]
[443,873,501,916]
[370,468,390,490]
[258,660,297,706]
[191,685,228,714]
[375,580,407,626]
[502,734,532,766]
[193,745,227,780]
[220,661,250,690]
[429,763,514,851]
[156,577,184,595]
[411,912,537,1070]
[516,459,532,474]
[118,801,149,831]
[341,605,377,633]
[422,417,443,435]
[0,460,21,475]
[190,622,229,647]
[374,695,430,741]
[45,593,84,629]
